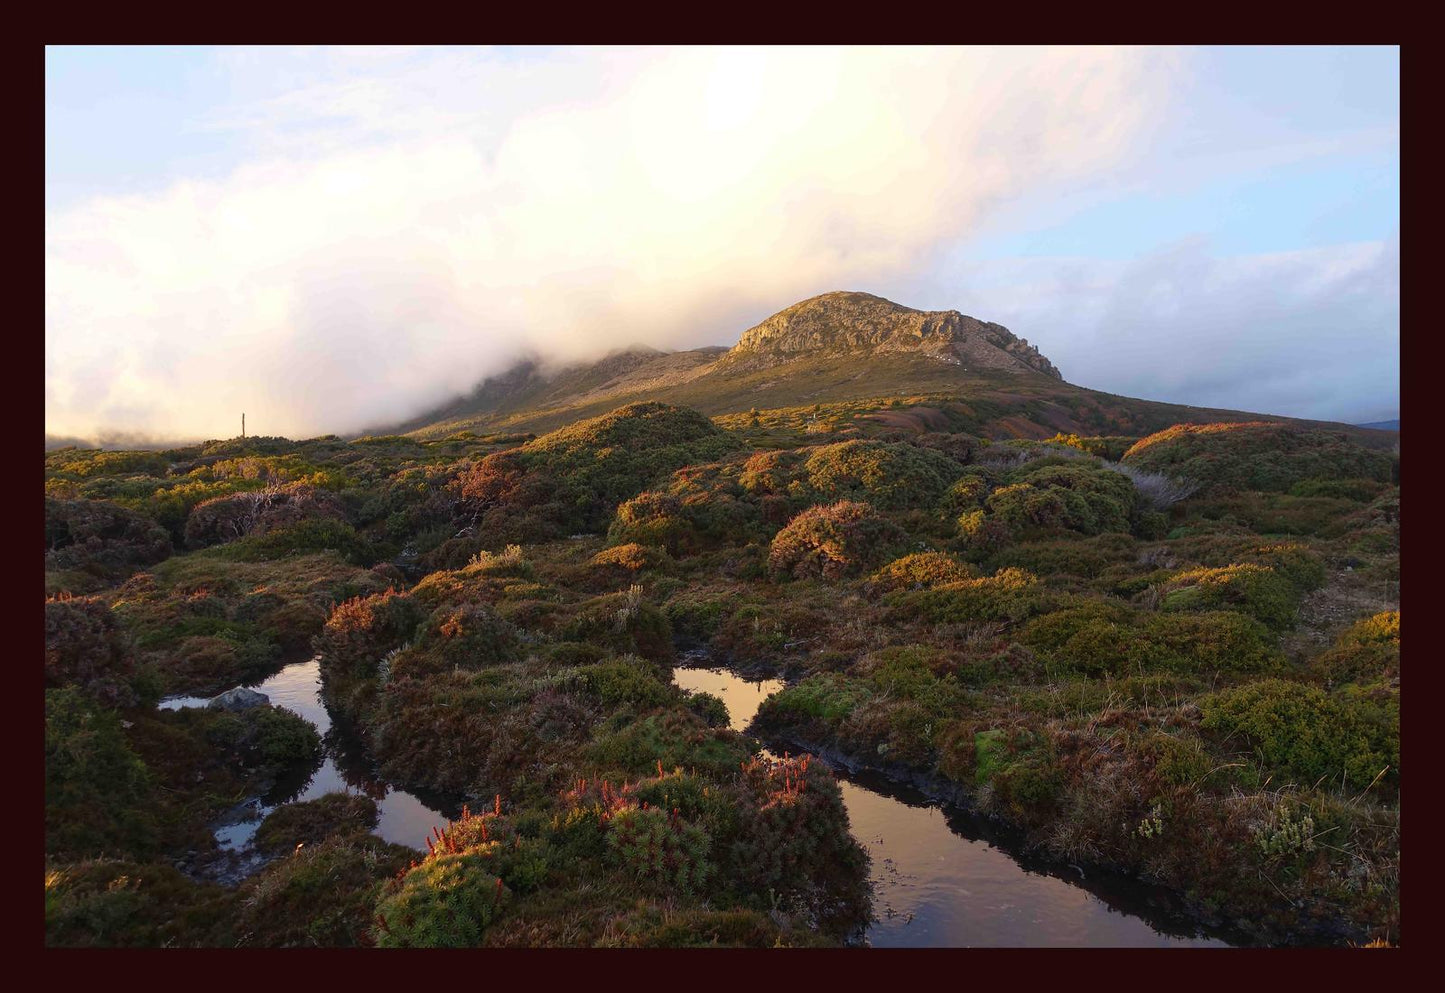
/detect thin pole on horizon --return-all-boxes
[242,413,245,439]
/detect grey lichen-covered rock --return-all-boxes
[207,686,270,711]
[720,290,1063,380]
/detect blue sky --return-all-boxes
[45,46,1399,440]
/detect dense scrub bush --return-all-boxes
[184,483,347,550]
[396,603,522,677]
[46,448,170,480]
[1156,563,1301,629]
[609,491,699,555]
[453,403,740,540]
[1311,611,1400,686]
[1201,679,1398,791]
[45,597,137,706]
[987,533,1138,579]
[45,498,172,587]
[560,588,674,665]
[591,542,670,573]
[212,518,375,566]
[868,551,976,593]
[589,711,749,778]
[884,567,1043,624]
[768,501,907,580]
[1021,603,1281,677]
[581,655,674,710]
[45,689,157,859]
[985,459,1138,538]
[1122,423,1395,496]
[203,705,323,780]
[685,691,731,729]
[797,439,964,510]
[727,755,869,934]
[317,590,425,681]
[1045,433,1136,461]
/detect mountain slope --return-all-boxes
[384,291,1392,450]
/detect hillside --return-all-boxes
[385,291,1395,450]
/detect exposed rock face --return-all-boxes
[208,686,270,711]
[720,291,1063,380]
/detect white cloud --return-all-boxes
[47,46,1179,441]
[909,235,1399,424]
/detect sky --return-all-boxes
[45,45,1400,443]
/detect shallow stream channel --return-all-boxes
[163,651,1242,946]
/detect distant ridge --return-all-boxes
[1356,419,1400,432]
[371,290,1395,451]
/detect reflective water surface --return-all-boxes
[161,658,455,853]
[672,662,1236,948]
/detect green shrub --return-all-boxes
[798,439,964,510]
[317,590,425,681]
[375,850,511,947]
[606,806,713,895]
[1200,679,1398,790]
[583,655,674,710]
[1022,605,1281,677]
[45,859,234,947]
[1158,563,1300,629]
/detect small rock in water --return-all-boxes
[207,686,270,711]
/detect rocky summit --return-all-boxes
[720,291,1063,379]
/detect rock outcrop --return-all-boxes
[207,686,270,711]
[719,291,1062,380]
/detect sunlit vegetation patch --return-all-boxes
[1122,422,1396,496]
[1310,611,1400,688]
[451,402,742,545]
[769,501,908,580]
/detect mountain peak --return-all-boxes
[722,291,1062,380]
